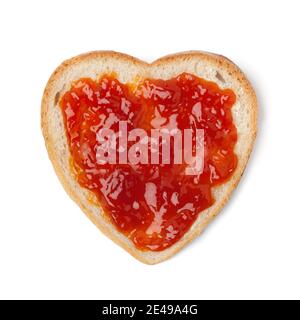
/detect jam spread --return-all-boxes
[60,73,237,251]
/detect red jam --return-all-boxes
[60,73,237,251]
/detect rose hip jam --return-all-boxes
[60,73,237,251]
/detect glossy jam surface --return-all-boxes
[60,73,237,251]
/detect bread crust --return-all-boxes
[41,51,258,264]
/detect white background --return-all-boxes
[0,0,299,300]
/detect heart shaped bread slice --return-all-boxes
[41,51,257,264]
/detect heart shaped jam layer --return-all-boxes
[60,73,237,251]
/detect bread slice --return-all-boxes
[41,51,258,264]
